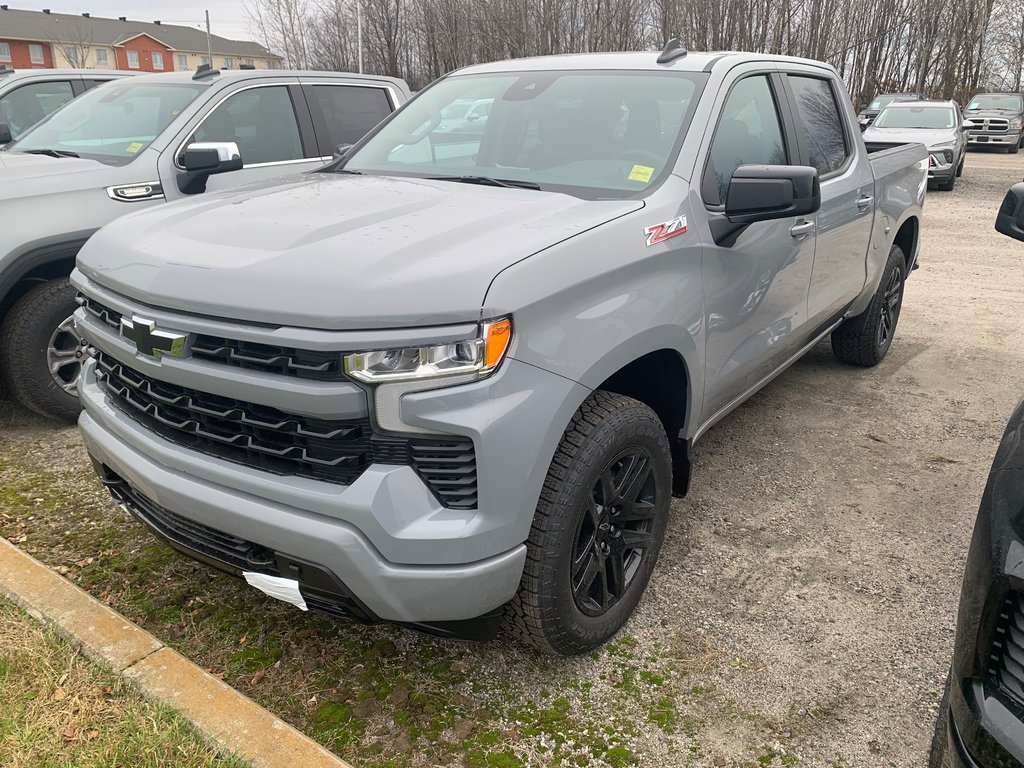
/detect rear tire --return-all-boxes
[503,391,672,656]
[929,672,952,768]
[0,278,84,422]
[955,155,964,177]
[831,243,906,367]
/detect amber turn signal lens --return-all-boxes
[483,318,512,370]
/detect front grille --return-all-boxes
[95,351,478,506]
[96,351,372,484]
[101,467,276,571]
[987,593,1024,704]
[972,118,1010,133]
[81,295,346,381]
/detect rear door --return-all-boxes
[159,78,324,199]
[781,71,874,324]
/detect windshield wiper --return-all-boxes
[333,168,362,174]
[23,148,80,158]
[428,175,541,190]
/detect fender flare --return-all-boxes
[0,231,96,305]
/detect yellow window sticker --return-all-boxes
[126,142,144,154]
[628,164,655,183]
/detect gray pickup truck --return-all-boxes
[964,92,1024,153]
[72,46,928,655]
[0,67,409,421]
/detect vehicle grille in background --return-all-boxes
[95,351,479,506]
[101,466,276,571]
[80,295,346,381]
[987,593,1024,705]
[972,118,1010,133]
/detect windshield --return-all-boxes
[873,105,956,130]
[7,80,205,164]
[341,70,707,197]
[967,94,1022,111]
[869,95,897,111]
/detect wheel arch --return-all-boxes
[570,330,701,498]
[892,215,919,272]
[0,236,91,326]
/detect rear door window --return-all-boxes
[310,85,392,149]
[788,75,849,176]
[0,80,75,137]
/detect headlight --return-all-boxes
[930,140,955,148]
[1012,119,1023,129]
[344,317,512,384]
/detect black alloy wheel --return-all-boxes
[572,449,658,616]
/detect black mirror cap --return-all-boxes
[725,165,821,225]
[180,145,242,174]
[995,182,1024,242]
[333,143,353,161]
[0,122,11,144]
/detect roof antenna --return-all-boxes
[657,38,688,64]
[193,63,220,80]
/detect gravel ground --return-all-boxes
[1,148,1022,767]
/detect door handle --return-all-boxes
[857,195,873,211]
[789,220,814,238]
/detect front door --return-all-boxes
[699,73,817,424]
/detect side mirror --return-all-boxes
[467,113,480,122]
[962,120,976,130]
[176,141,242,194]
[332,143,353,161]
[710,165,820,247]
[995,182,1024,241]
[725,165,820,223]
[0,123,12,144]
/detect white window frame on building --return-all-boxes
[95,48,108,66]
[201,56,210,66]
[0,42,10,62]
[177,53,187,70]
[244,58,254,68]
[127,50,140,69]
[29,44,44,65]
[152,51,164,70]
[223,57,232,69]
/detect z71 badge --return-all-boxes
[644,215,688,247]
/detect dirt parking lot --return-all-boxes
[2,149,1023,768]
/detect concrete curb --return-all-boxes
[0,538,353,768]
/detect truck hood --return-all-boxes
[862,126,956,148]
[77,172,642,329]
[964,109,1020,120]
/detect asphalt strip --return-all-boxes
[0,537,354,768]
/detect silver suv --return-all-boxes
[0,67,409,421]
[0,67,131,141]
[863,99,968,190]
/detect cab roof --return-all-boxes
[456,50,837,76]
[112,68,407,89]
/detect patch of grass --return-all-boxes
[0,598,248,768]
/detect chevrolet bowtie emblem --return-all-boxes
[120,315,188,359]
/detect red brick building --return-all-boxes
[0,6,280,72]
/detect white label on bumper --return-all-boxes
[243,572,308,611]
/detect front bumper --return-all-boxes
[969,132,1021,146]
[78,345,585,627]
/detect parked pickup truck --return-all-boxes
[964,92,1024,153]
[72,46,928,655]
[0,67,132,142]
[0,67,409,421]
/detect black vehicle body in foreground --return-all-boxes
[931,183,1024,767]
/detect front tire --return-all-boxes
[0,278,84,422]
[831,243,906,367]
[503,391,672,655]
[938,173,956,191]
[1009,140,1019,155]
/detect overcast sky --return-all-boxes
[16,1,257,41]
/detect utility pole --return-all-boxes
[205,10,213,65]
[357,0,363,74]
